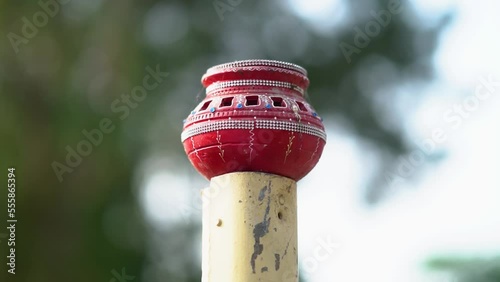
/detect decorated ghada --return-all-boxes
[182,59,326,181]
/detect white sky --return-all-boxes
[141,0,500,281]
[296,1,500,281]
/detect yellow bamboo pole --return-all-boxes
[202,172,298,282]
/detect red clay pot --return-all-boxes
[182,59,326,181]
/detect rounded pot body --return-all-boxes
[181,60,326,181]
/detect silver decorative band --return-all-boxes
[206,79,305,96]
[255,120,326,140]
[205,59,307,76]
[181,119,326,142]
[181,120,254,141]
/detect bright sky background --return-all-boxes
[141,0,500,281]
[295,1,500,281]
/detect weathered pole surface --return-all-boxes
[181,60,326,282]
[202,172,297,281]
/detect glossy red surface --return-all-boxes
[181,60,326,181]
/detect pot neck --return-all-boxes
[201,60,309,98]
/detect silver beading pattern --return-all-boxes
[205,59,307,76]
[181,120,254,141]
[255,120,326,140]
[206,79,305,96]
[181,119,326,142]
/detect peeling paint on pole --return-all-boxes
[251,183,271,274]
[202,172,298,281]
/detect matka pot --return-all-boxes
[181,59,326,181]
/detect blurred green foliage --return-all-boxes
[1,0,493,281]
[428,256,500,282]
